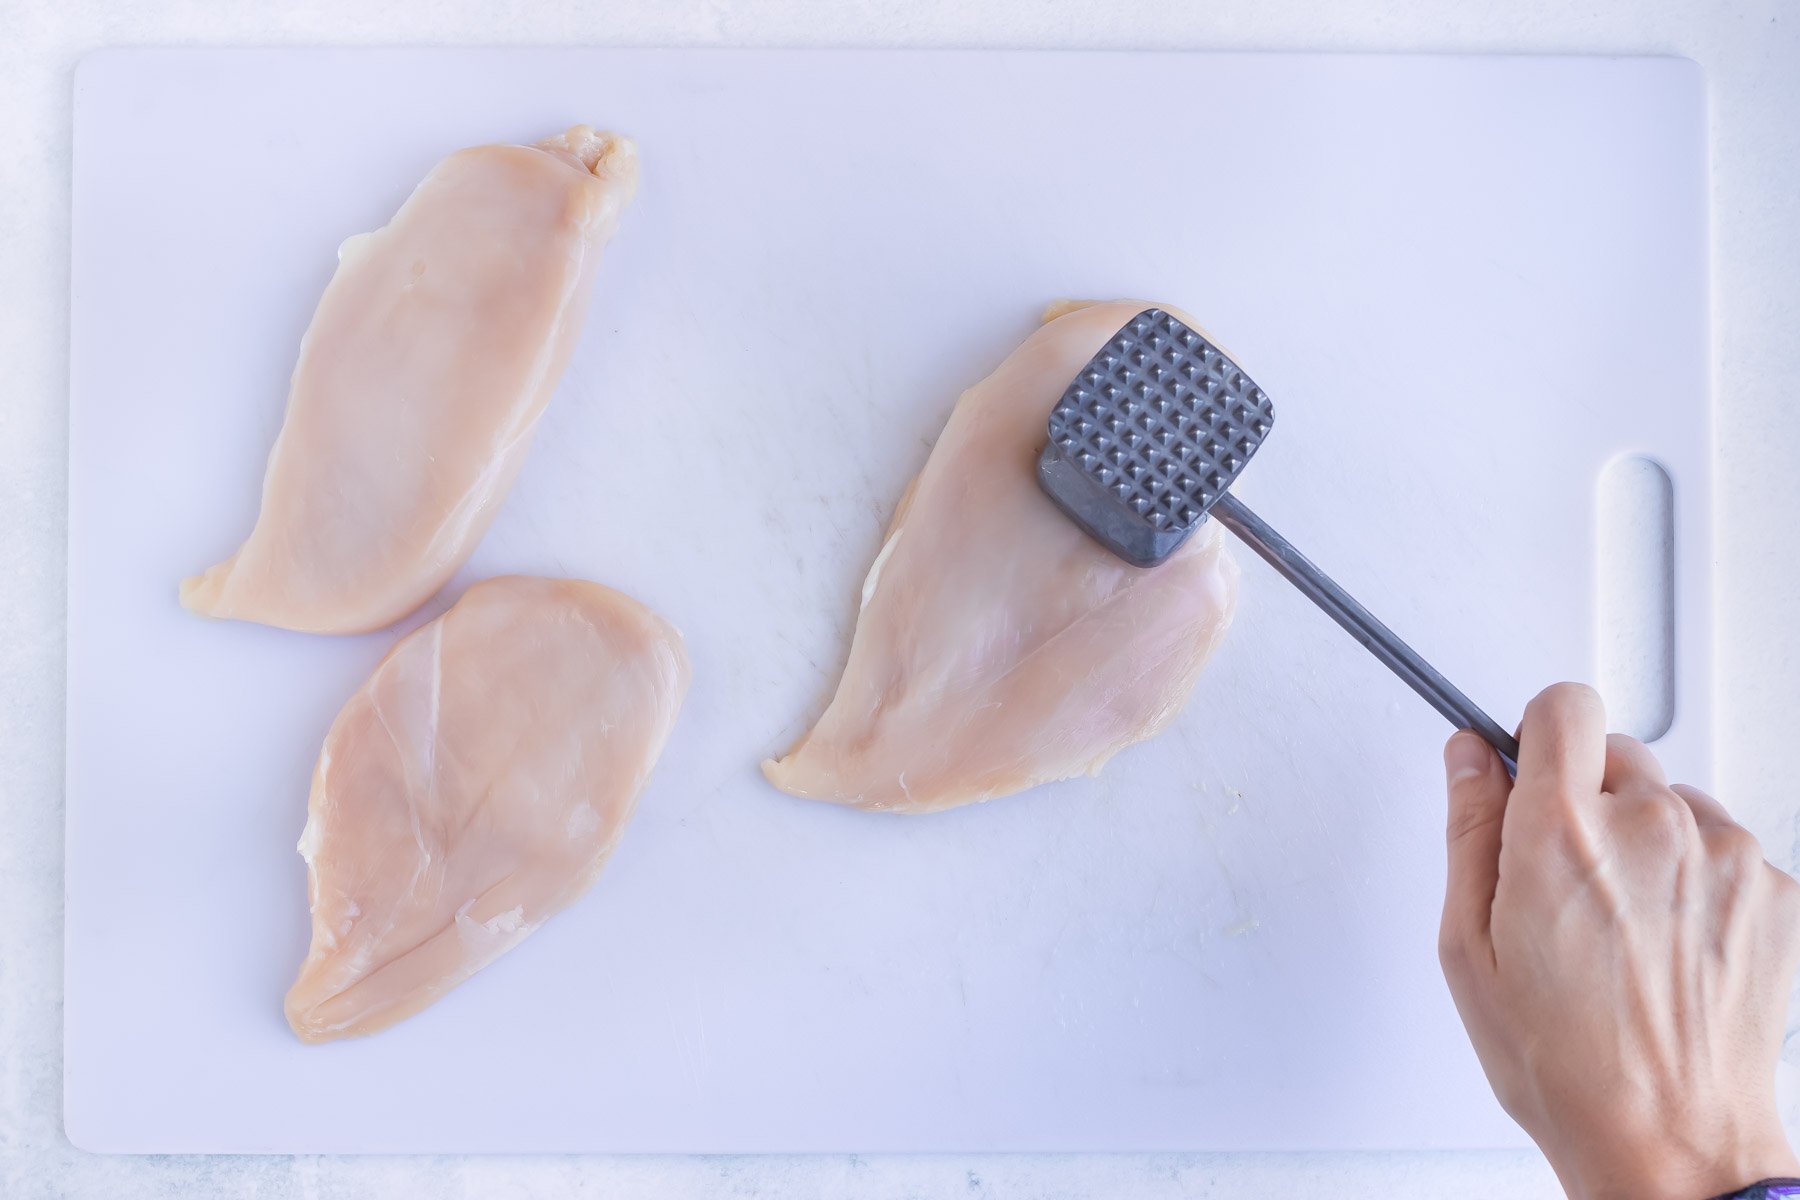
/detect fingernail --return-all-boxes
[1444,731,1491,784]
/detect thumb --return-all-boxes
[1440,731,1510,960]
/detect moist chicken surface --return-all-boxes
[762,300,1241,814]
[285,575,689,1042]
[183,126,639,634]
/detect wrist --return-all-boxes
[1704,1181,1800,1200]
[1550,1120,1799,1200]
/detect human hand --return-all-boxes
[1438,683,1800,1200]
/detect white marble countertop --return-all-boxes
[3,1,1795,1196]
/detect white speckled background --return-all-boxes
[3,1,1796,1197]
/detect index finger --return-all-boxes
[1515,683,1607,797]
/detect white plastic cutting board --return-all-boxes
[66,49,1710,1154]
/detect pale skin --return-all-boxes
[1441,683,1800,1200]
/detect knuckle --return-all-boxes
[1605,732,1646,756]
[1605,734,1662,784]
[1711,824,1763,869]
[1656,802,1693,847]
[1669,781,1714,811]
[1626,795,1691,855]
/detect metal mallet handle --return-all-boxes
[1210,493,1521,773]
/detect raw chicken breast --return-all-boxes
[182,127,639,634]
[762,300,1240,814]
[285,575,688,1042]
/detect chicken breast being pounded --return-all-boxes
[762,300,1240,814]
[182,126,639,634]
[285,575,688,1042]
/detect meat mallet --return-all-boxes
[1036,307,1520,771]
